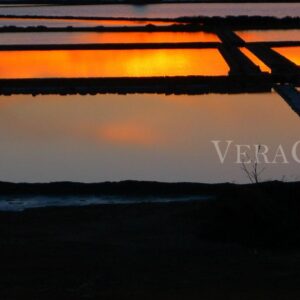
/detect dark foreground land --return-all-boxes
[1,181,300,299]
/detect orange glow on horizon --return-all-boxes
[0,49,229,78]
[272,47,300,66]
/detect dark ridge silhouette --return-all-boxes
[178,16,300,30]
[0,24,206,33]
[0,180,299,198]
[0,180,229,196]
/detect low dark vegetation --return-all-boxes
[179,16,300,30]
[0,23,205,33]
[193,181,300,249]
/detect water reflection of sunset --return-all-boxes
[240,48,271,72]
[99,122,161,146]
[236,30,300,42]
[0,49,229,78]
[0,31,220,45]
[73,31,220,44]
[0,93,299,183]
[272,47,300,66]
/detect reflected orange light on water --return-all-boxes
[73,31,220,44]
[0,31,220,45]
[240,47,271,73]
[99,122,161,146]
[236,30,300,42]
[0,93,299,183]
[91,20,179,27]
[272,47,300,65]
[0,49,229,78]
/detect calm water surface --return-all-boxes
[239,47,271,73]
[0,93,299,183]
[0,49,229,78]
[0,31,220,45]
[237,30,300,42]
[273,47,300,65]
[0,3,299,18]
